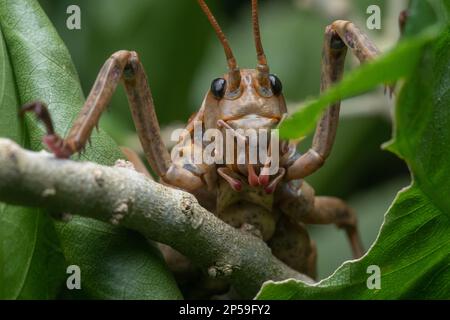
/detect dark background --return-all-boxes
[39,0,410,279]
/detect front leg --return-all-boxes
[287,20,381,180]
[22,50,204,192]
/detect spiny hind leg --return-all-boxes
[21,50,204,192]
[269,216,317,279]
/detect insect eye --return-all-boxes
[269,74,282,96]
[211,78,227,99]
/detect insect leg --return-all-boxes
[120,51,205,191]
[20,101,70,158]
[22,50,204,191]
[303,196,364,259]
[21,51,134,158]
[287,20,381,180]
[276,180,364,259]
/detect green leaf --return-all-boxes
[279,26,439,139]
[0,24,20,142]
[257,27,450,300]
[0,205,66,299]
[402,0,438,39]
[56,217,182,300]
[0,0,181,299]
[0,15,66,300]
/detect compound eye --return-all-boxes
[211,78,227,99]
[269,74,282,96]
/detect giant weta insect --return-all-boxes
[22,0,381,280]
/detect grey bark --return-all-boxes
[0,138,312,298]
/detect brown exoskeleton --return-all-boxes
[23,0,381,287]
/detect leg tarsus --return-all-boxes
[20,101,55,135]
[20,102,73,158]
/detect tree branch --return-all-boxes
[0,138,312,298]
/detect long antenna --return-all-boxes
[197,0,241,93]
[252,0,267,66]
[197,0,237,71]
[251,0,270,91]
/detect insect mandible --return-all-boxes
[22,0,382,279]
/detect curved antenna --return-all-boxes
[197,0,241,92]
[252,0,267,66]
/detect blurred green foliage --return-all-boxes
[37,0,410,280]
